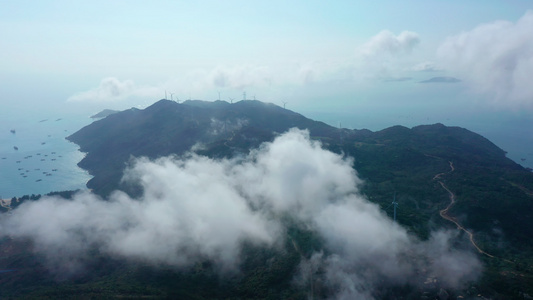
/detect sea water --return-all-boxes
[0,112,93,199]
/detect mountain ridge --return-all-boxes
[58,99,533,298]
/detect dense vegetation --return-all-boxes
[1,99,533,298]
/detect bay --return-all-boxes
[0,112,93,199]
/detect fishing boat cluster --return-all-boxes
[4,128,63,183]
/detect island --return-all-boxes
[1,99,532,299]
[90,109,120,119]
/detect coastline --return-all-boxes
[0,113,94,198]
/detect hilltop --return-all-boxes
[68,99,347,196]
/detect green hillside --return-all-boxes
[1,99,532,299]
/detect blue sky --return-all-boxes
[1,1,532,127]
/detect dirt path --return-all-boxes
[505,181,533,197]
[434,162,497,259]
[433,160,454,180]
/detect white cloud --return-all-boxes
[0,129,481,296]
[349,30,422,83]
[359,30,420,57]
[437,11,533,109]
[180,30,424,96]
[296,230,481,299]
[208,65,273,90]
[411,61,441,72]
[67,77,160,103]
[66,32,422,105]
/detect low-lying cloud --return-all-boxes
[411,61,441,72]
[209,65,273,90]
[0,129,481,297]
[351,30,421,83]
[67,77,160,103]
[438,11,533,109]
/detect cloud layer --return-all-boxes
[209,65,273,90]
[0,129,481,297]
[66,29,424,105]
[359,30,420,57]
[67,77,160,103]
[438,11,533,109]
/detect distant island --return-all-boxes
[420,76,461,83]
[90,109,119,119]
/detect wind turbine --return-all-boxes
[170,92,174,101]
[386,192,399,222]
[218,91,221,100]
[229,97,234,104]
[253,95,256,100]
[393,193,399,221]
[282,100,288,109]
[165,90,168,100]
[339,122,343,142]
[243,91,247,100]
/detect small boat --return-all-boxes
[13,146,18,150]
[36,179,42,182]
[10,129,15,134]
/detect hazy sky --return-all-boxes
[1,1,532,124]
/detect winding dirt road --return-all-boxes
[434,161,495,258]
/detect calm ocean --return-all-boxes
[0,112,93,199]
